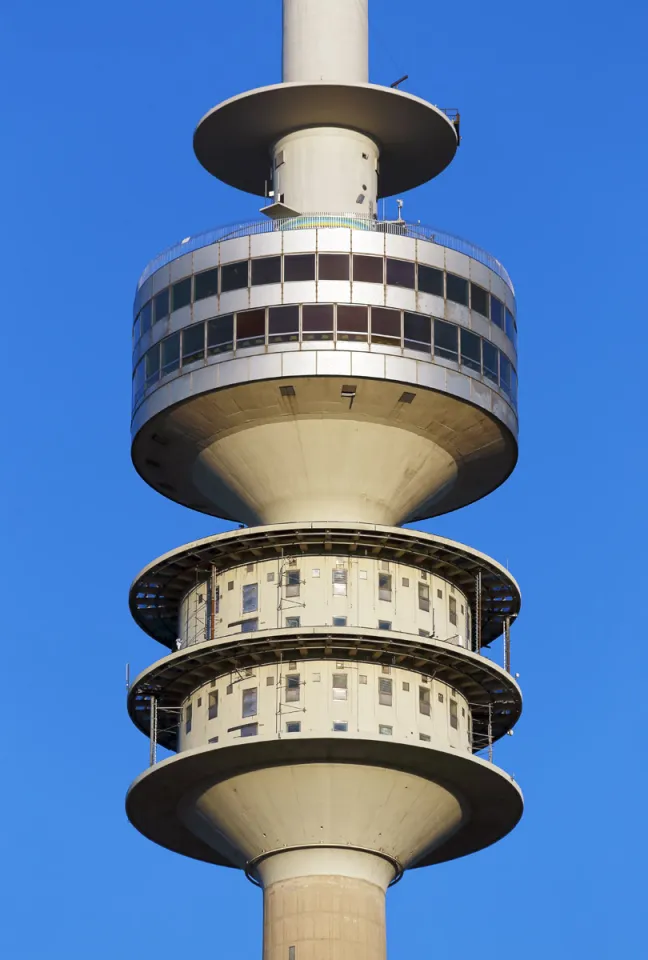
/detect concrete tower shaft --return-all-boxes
[282,0,369,83]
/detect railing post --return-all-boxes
[474,572,482,654]
[504,616,511,674]
[487,701,493,763]
[149,696,158,767]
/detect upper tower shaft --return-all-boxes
[282,0,369,84]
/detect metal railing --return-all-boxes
[137,214,514,294]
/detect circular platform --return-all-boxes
[126,739,523,871]
[193,82,459,198]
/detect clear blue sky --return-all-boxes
[1,1,646,956]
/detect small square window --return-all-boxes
[285,616,300,628]
[402,682,410,692]
[359,675,368,684]
[437,589,443,598]
[289,662,297,670]
[266,676,275,686]
[267,572,275,582]
[438,692,444,703]
[286,721,301,733]
[336,661,345,669]
[419,733,431,742]
[419,686,431,716]
[240,723,258,738]
[419,629,430,638]
[312,568,320,578]
[332,674,348,700]
[333,721,348,732]
[208,736,219,743]
[360,570,367,580]
[228,581,234,591]
[378,620,392,630]
[381,665,391,674]
[402,577,410,587]
[241,618,258,633]
[285,674,300,703]
[246,563,254,572]
[379,724,393,736]
[332,617,347,627]
[379,677,393,706]
[312,672,321,682]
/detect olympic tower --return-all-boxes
[126,3,522,958]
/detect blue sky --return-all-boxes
[1,1,646,956]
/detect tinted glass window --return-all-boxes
[511,366,518,406]
[337,305,368,341]
[319,254,349,281]
[133,358,145,405]
[371,307,401,344]
[172,278,192,312]
[251,256,281,286]
[145,345,160,387]
[418,264,444,297]
[133,314,141,343]
[404,312,431,350]
[491,295,504,329]
[353,254,383,283]
[470,283,489,317]
[140,300,153,335]
[161,333,180,375]
[446,273,468,306]
[434,320,459,361]
[386,258,415,289]
[236,309,265,347]
[154,288,169,323]
[221,261,248,292]
[482,340,499,384]
[500,353,512,396]
[182,323,205,364]
[268,305,299,342]
[302,304,333,340]
[194,268,219,301]
[242,583,258,614]
[460,329,481,373]
[207,315,234,355]
[506,307,516,345]
[285,254,315,282]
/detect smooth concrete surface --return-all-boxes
[132,375,516,525]
[283,0,369,85]
[259,849,391,960]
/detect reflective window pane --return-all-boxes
[194,268,219,301]
[470,283,489,318]
[140,300,153,335]
[511,366,518,406]
[386,258,415,289]
[145,345,160,386]
[460,329,481,373]
[242,583,258,614]
[133,314,141,343]
[161,332,180,375]
[285,254,315,282]
[302,304,333,340]
[371,307,401,344]
[353,254,383,283]
[505,307,516,345]
[182,323,205,365]
[251,256,281,286]
[268,305,299,343]
[337,304,368,341]
[500,352,512,396]
[482,340,499,384]
[404,312,431,351]
[154,288,169,323]
[133,358,145,405]
[172,277,192,312]
[490,295,504,329]
[446,273,468,306]
[418,264,444,297]
[221,260,249,292]
[242,687,258,718]
[207,315,234,355]
[236,309,265,348]
[319,254,349,281]
[433,320,459,362]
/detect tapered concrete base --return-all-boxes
[258,849,394,960]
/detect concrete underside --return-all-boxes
[132,377,517,524]
[126,738,523,870]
